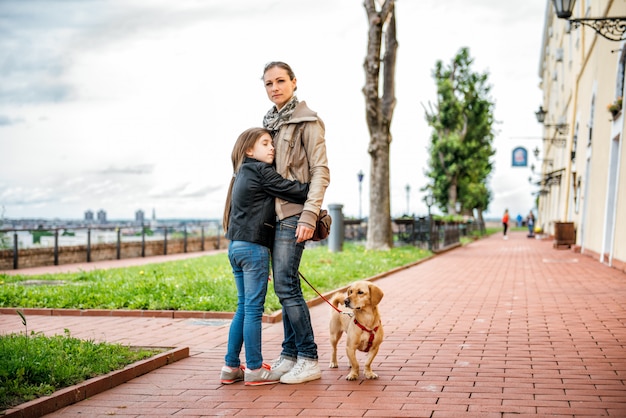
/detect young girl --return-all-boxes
[220,127,309,386]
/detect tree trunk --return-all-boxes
[448,177,458,214]
[363,0,397,250]
[367,132,392,250]
[476,208,486,234]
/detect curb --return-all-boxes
[2,346,189,418]
[0,307,237,321]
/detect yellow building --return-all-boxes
[538,0,626,272]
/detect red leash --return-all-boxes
[298,271,379,352]
[297,270,342,314]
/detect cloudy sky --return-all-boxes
[0,0,546,221]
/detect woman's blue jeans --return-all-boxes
[225,241,270,370]
[272,215,318,360]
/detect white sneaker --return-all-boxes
[279,357,321,384]
[270,355,296,375]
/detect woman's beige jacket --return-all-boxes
[272,101,330,230]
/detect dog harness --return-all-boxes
[353,319,379,353]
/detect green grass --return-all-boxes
[0,243,431,314]
[0,242,441,412]
[0,326,160,411]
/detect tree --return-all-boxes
[424,47,495,222]
[363,0,397,250]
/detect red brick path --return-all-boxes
[1,232,625,417]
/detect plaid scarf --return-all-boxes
[262,96,299,136]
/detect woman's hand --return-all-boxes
[295,224,315,243]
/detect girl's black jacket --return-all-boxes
[226,157,309,249]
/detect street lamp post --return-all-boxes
[424,193,433,219]
[405,184,411,216]
[424,193,434,251]
[357,170,364,220]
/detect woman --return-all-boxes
[221,127,309,386]
[261,61,330,384]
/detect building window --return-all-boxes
[588,95,595,148]
[617,48,626,99]
[575,178,581,214]
[572,121,579,164]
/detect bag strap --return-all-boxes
[288,124,306,149]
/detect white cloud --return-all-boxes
[0,0,545,221]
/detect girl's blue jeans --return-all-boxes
[272,215,318,360]
[225,240,270,370]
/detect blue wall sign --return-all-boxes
[512,146,528,167]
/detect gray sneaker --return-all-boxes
[270,355,296,375]
[220,365,244,384]
[279,357,321,384]
[244,363,282,386]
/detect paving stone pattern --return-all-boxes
[0,232,625,417]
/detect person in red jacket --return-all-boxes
[502,209,510,240]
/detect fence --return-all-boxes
[0,218,484,271]
[0,223,223,270]
[344,217,485,251]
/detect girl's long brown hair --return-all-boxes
[222,127,271,232]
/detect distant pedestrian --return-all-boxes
[502,209,510,240]
[220,127,309,386]
[526,210,535,237]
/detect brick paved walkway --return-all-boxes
[1,232,625,417]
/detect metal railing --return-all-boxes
[1,218,485,270]
[342,217,485,251]
[1,222,221,270]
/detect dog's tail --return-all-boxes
[329,292,344,309]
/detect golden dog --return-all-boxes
[329,281,384,380]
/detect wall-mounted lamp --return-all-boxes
[552,0,626,42]
[535,106,548,123]
[535,105,569,134]
[529,175,543,186]
[533,147,554,167]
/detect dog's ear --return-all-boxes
[369,283,384,305]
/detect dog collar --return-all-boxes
[353,319,379,352]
